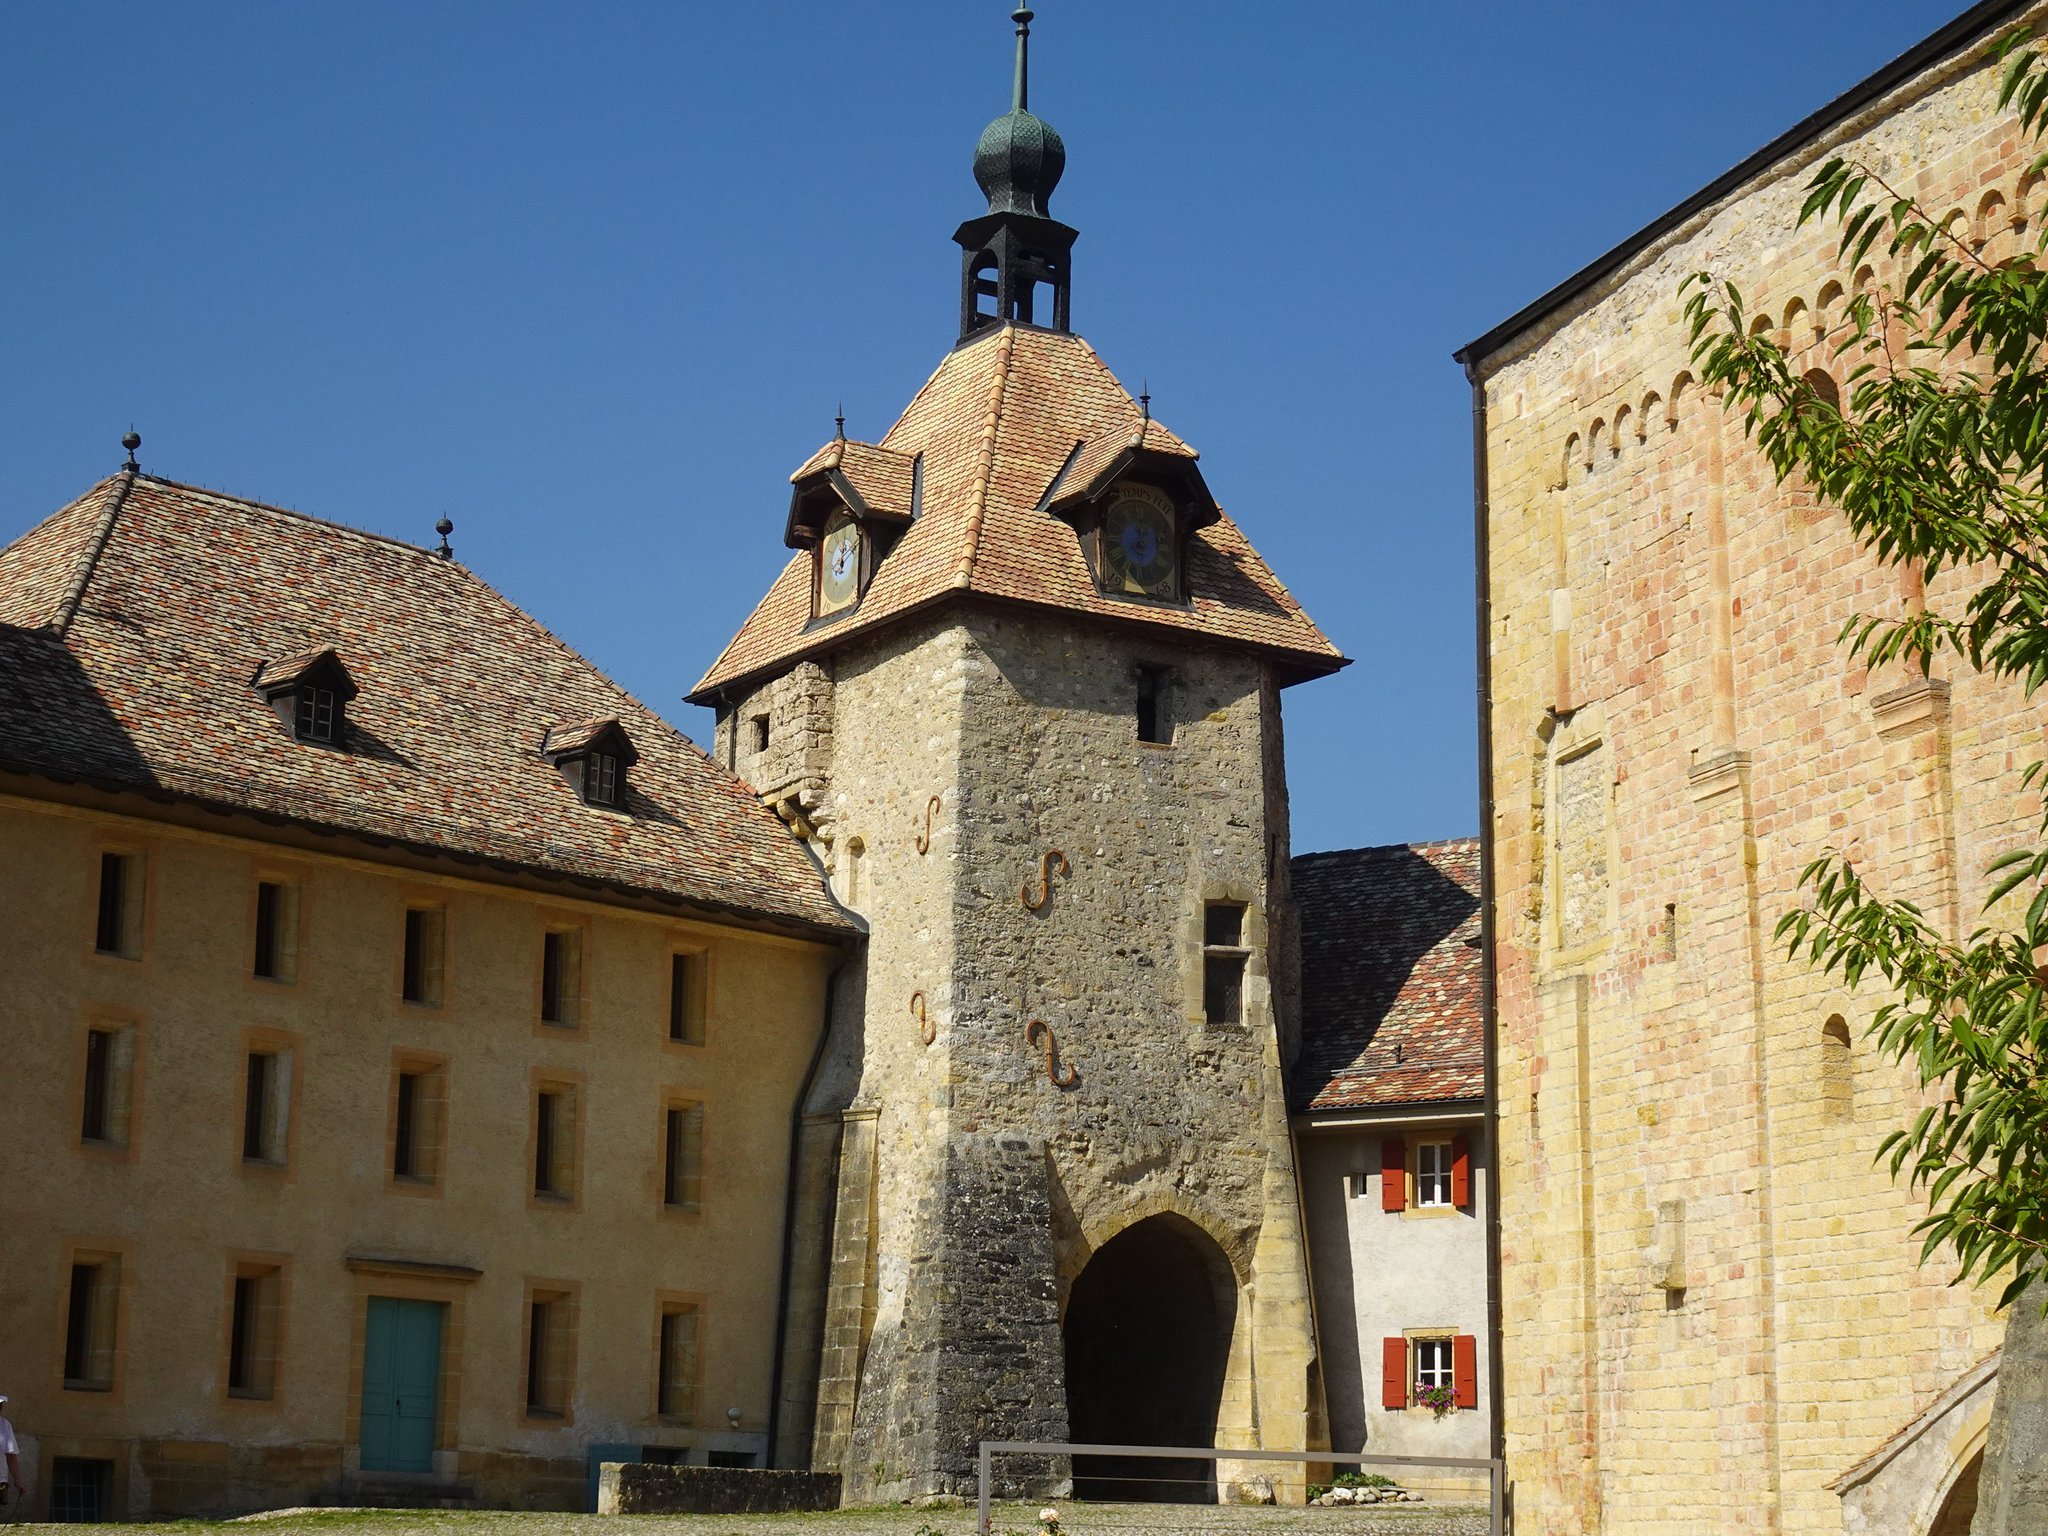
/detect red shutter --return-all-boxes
[1452,1135,1471,1208]
[1453,1334,1478,1409]
[1380,1140,1407,1212]
[1381,1337,1408,1409]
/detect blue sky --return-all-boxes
[0,0,1964,853]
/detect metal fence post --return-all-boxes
[978,1441,992,1536]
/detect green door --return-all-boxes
[360,1297,442,1472]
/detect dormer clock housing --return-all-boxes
[1040,428,1221,605]
[253,647,359,746]
[784,438,920,624]
[542,717,639,809]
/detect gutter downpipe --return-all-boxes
[765,951,850,1466]
[1460,352,1507,1482]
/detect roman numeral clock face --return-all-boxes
[819,515,861,614]
[1101,486,1178,598]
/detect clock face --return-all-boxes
[1101,487,1177,598]
[820,517,861,613]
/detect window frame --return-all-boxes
[652,1294,705,1425]
[520,1279,580,1425]
[1416,1140,1454,1209]
[1200,901,1252,1028]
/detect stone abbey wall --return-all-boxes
[718,606,1318,1504]
[1469,17,2048,1535]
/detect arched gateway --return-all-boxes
[1063,1214,1237,1502]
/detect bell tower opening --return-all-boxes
[1062,1214,1236,1503]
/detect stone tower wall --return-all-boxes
[739,604,1319,1503]
[1471,20,2047,1536]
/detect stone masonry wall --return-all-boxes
[1471,19,2048,1536]
[783,604,1319,1503]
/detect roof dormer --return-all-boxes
[542,717,639,810]
[253,647,359,746]
[784,437,920,623]
[1040,425,1219,604]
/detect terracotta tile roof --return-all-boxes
[1290,838,1483,1113]
[0,473,851,934]
[790,439,918,523]
[692,324,1345,699]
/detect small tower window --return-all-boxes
[1136,665,1171,744]
[253,648,358,747]
[1202,902,1250,1026]
[541,718,639,811]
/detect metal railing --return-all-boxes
[976,1440,1504,1534]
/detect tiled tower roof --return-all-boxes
[690,323,1345,700]
[0,473,850,933]
[1290,837,1483,1112]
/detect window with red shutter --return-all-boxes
[1451,1135,1471,1208]
[1381,1337,1408,1409]
[1453,1334,1478,1408]
[1380,1139,1406,1212]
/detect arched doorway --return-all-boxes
[1063,1213,1236,1502]
[1927,1450,1982,1536]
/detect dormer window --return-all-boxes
[542,718,639,811]
[253,648,359,747]
[782,437,917,624]
[1038,427,1222,608]
[297,687,337,743]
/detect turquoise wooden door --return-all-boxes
[360,1297,442,1472]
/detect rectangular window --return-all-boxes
[1414,1337,1453,1391]
[669,952,707,1045]
[227,1265,282,1400]
[252,880,298,981]
[402,906,445,1005]
[587,752,617,806]
[49,1458,112,1523]
[533,1086,577,1200]
[664,1103,704,1213]
[63,1255,120,1390]
[657,1303,699,1421]
[750,715,769,753]
[82,1029,112,1143]
[243,1053,274,1162]
[1417,1142,1453,1208]
[390,1059,446,1185]
[296,686,335,743]
[1135,666,1170,744]
[541,929,582,1027]
[524,1288,575,1419]
[1201,902,1249,1027]
[94,851,142,957]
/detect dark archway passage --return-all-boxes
[1063,1213,1236,1502]
[1928,1451,1982,1536]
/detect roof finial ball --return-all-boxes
[435,517,454,560]
[121,429,141,472]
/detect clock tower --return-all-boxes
[689,9,1347,1506]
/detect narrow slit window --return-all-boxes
[402,907,445,1005]
[243,1053,278,1162]
[526,1300,556,1415]
[750,715,769,754]
[62,1257,119,1390]
[227,1267,280,1400]
[1201,902,1249,1026]
[664,1103,704,1213]
[254,882,281,978]
[95,852,141,956]
[658,1304,698,1421]
[524,1290,573,1418]
[1135,666,1170,744]
[669,953,706,1046]
[535,1091,559,1195]
[540,930,581,1027]
[395,1072,420,1178]
[82,1029,113,1143]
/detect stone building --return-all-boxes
[0,468,853,1519]
[684,10,1351,1507]
[1291,840,1490,1469]
[1455,2,2047,1530]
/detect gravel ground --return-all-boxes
[31,1504,1491,1536]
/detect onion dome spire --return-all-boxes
[973,8,1065,219]
[953,7,1077,340]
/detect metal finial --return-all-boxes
[121,429,141,472]
[1139,382,1150,424]
[1011,7,1033,112]
[835,403,846,441]
[434,516,454,559]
